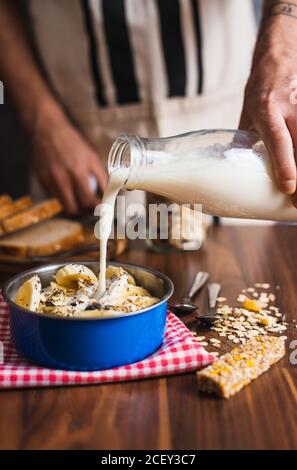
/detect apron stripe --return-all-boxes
[191,0,203,94]
[125,0,150,103]
[80,0,107,106]
[156,0,186,97]
[146,0,169,102]
[179,0,199,97]
[102,0,140,104]
[89,0,117,106]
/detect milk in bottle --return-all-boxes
[96,129,297,296]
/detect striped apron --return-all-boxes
[28,0,257,216]
[28,0,256,153]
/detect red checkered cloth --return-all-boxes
[0,294,214,389]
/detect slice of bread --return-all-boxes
[0,218,83,256]
[0,196,32,221]
[0,201,15,220]
[1,198,62,234]
[0,194,13,206]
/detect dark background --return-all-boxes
[0,0,262,199]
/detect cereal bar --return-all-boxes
[197,336,285,398]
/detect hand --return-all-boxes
[239,14,297,207]
[31,108,108,215]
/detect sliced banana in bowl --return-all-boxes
[106,265,136,285]
[13,263,161,317]
[55,264,98,289]
[15,275,41,311]
[3,261,173,370]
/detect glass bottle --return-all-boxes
[108,129,297,223]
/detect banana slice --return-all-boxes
[106,266,136,285]
[124,285,151,298]
[50,281,75,294]
[55,264,98,289]
[15,275,41,311]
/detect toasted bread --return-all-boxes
[0,196,32,222]
[0,194,13,206]
[0,201,15,220]
[2,198,62,234]
[0,219,83,256]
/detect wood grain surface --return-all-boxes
[0,225,297,450]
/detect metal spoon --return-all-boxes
[196,282,221,326]
[170,271,209,315]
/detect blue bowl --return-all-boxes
[3,261,174,371]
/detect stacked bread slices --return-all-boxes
[0,194,83,257]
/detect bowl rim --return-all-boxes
[2,260,174,321]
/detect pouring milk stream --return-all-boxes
[96,129,297,297]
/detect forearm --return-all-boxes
[0,0,66,134]
[262,0,297,18]
[0,1,106,213]
[251,1,297,73]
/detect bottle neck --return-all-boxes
[108,134,146,189]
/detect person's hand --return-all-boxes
[31,106,107,215]
[239,13,297,207]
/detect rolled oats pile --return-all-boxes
[192,282,289,357]
[212,283,288,345]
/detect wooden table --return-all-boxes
[0,225,297,450]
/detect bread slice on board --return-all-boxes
[0,219,83,256]
[0,201,15,220]
[0,195,13,207]
[1,198,62,234]
[0,196,32,221]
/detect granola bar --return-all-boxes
[197,336,285,398]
